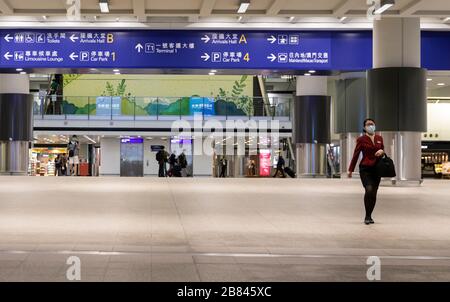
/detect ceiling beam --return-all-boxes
[266,0,288,15]
[200,0,216,16]
[133,0,146,22]
[0,0,13,15]
[333,0,358,17]
[400,0,424,16]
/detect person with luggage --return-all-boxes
[273,155,286,178]
[178,151,188,177]
[348,118,385,225]
[168,153,177,177]
[156,147,168,177]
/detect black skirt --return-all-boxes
[359,165,381,188]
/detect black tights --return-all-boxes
[364,184,379,219]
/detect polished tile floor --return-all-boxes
[0,176,449,282]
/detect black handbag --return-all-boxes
[375,154,396,177]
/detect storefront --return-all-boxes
[29,147,67,176]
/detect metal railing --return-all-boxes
[33,95,292,120]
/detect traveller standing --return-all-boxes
[54,154,62,176]
[156,147,168,177]
[61,153,68,176]
[178,151,188,177]
[219,157,228,178]
[273,155,286,178]
[348,118,385,225]
[68,135,80,176]
[168,153,177,177]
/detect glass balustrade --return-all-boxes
[33,95,292,121]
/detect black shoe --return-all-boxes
[364,218,371,225]
[369,218,375,224]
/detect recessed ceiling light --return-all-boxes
[114,72,121,75]
[210,70,217,73]
[238,1,250,14]
[304,73,311,76]
[309,70,316,73]
[113,69,120,72]
[339,16,347,22]
[20,71,26,75]
[437,83,445,86]
[16,68,23,72]
[208,72,215,76]
[427,78,432,81]
[42,15,47,20]
[99,0,109,13]
[289,16,295,22]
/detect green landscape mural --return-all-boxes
[62,74,254,116]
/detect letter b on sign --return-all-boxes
[107,34,114,44]
[66,256,81,281]
[366,256,381,281]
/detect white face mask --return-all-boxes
[366,125,376,135]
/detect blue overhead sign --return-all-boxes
[0,29,372,70]
[1,29,450,71]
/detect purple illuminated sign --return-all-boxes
[121,137,143,144]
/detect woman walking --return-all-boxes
[348,118,385,225]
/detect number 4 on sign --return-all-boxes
[243,53,250,62]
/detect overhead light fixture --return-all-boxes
[208,72,215,76]
[84,135,97,144]
[427,78,432,81]
[210,70,217,73]
[237,1,250,14]
[16,68,23,72]
[113,69,120,72]
[443,17,450,23]
[374,0,395,15]
[42,15,47,20]
[237,16,243,22]
[304,73,311,76]
[99,0,109,13]
[114,72,121,75]
[19,71,27,75]
[339,16,347,22]
[289,16,295,22]
[437,83,445,86]
[309,70,316,74]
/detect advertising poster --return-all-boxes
[259,149,271,177]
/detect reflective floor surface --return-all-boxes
[0,177,449,282]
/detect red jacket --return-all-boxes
[348,134,384,172]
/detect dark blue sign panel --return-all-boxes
[121,137,143,144]
[0,29,372,70]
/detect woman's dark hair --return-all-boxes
[363,118,375,133]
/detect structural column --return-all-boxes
[294,76,331,177]
[0,74,33,175]
[368,18,426,185]
[333,73,367,176]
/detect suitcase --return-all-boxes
[284,167,296,178]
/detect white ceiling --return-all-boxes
[1,0,450,29]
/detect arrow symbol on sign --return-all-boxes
[201,35,210,43]
[3,52,12,60]
[267,35,276,44]
[69,52,78,61]
[267,54,276,62]
[135,43,144,53]
[4,34,13,42]
[201,53,210,61]
[70,34,79,43]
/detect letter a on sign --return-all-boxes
[366,256,381,281]
[66,256,81,281]
[239,34,247,44]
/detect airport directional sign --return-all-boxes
[0,29,374,70]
